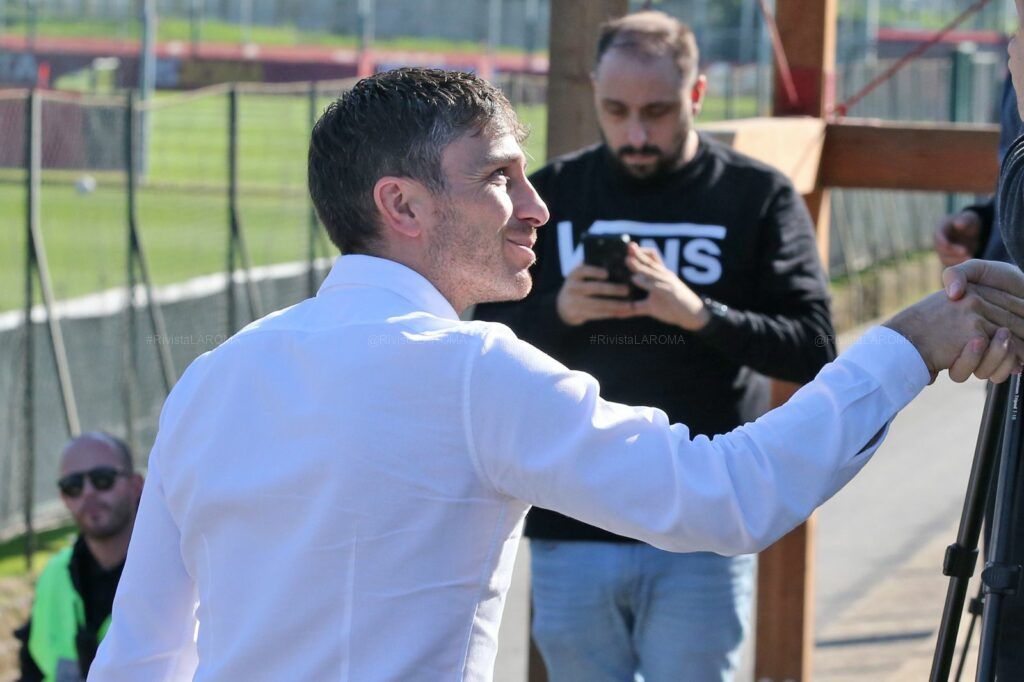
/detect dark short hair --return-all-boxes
[595,11,700,84]
[308,68,526,255]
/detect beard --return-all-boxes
[77,496,133,540]
[429,196,534,307]
[607,130,687,181]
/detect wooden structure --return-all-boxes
[542,0,1000,680]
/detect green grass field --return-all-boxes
[3,15,539,55]
[0,524,76,578]
[0,84,758,312]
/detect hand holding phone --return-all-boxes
[581,233,645,301]
[555,233,642,326]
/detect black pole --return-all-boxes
[226,85,263,332]
[976,375,1024,681]
[307,81,319,298]
[929,380,1009,681]
[126,90,176,393]
[27,95,80,438]
[230,85,262,324]
[227,86,238,336]
[123,90,139,457]
[22,89,36,572]
[947,44,976,216]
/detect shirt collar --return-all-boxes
[317,254,460,321]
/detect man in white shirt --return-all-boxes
[90,68,1024,682]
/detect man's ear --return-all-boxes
[131,473,145,504]
[373,176,432,240]
[691,74,708,116]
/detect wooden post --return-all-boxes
[757,1,836,680]
[535,6,629,681]
[772,0,836,262]
[545,0,628,160]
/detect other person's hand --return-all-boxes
[934,210,983,267]
[556,263,637,326]
[884,260,1024,383]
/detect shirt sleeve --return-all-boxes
[695,181,836,383]
[465,324,929,556]
[87,451,199,682]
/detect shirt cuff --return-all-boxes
[838,326,930,412]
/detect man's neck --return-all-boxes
[674,129,700,171]
[84,527,131,571]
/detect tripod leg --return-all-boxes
[930,381,1010,682]
[977,375,1024,681]
[954,585,984,682]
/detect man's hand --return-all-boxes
[626,243,710,331]
[556,264,637,326]
[934,210,983,267]
[884,260,1024,383]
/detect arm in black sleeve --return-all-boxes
[998,134,1024,269]
[14,618,44,682]
[962,197,995,257]
[696,182,837,383]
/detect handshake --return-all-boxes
[886,260,1024,384]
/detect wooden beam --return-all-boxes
[699,116,1000,195]
[700,117,825,195]
[757,2,837,680]
[821,119,1000,193]
[545,0,627,160]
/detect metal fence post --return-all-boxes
[227,88,238,336]
[22,87,84,566]
[26,87,82,435]
[725,65,736,120]
[22,89,35,571]
[123,90,139,458]
[125,90,176,396]
[308,81,319,298]
[947,42,976,215]
[226,84,262,336]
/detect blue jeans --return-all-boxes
[530,540,755,682]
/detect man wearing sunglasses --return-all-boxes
[14,432,143,682]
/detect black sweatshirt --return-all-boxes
[474,136,836,543]
[998,133,1024,269]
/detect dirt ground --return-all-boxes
[0,577,34,681]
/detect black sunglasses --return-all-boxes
[57,466,128,498]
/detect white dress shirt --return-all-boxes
[89,254,930,681]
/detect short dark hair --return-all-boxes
[595,11,699,84]
[308,68,526,255]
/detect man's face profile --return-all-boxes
[426,124,549,306]
[593,49,703,179]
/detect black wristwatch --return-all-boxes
[699,297,730,335]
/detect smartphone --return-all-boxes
[581,232,645,301]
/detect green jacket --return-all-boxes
[27,545,110,681]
